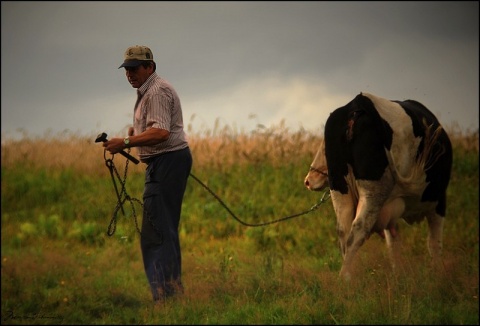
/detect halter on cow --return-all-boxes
[304,92,453,280]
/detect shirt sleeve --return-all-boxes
[146,91,172,131]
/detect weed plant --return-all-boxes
[1,122,478,325]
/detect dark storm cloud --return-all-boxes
[1,1,478,139]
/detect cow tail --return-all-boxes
[420,119,446,172]
[384,119,444,196]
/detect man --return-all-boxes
[103,45,192,302]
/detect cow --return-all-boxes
[304,92,452,280]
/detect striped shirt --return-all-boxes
[133,72,188,161]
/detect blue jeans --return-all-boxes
[141,147,192,301]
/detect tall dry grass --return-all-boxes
[2,121,475,173]
[1,121,325,176]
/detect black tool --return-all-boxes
[95,132,140,164]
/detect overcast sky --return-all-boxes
[2,1,478,140]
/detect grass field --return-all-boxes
[1,123,478,325]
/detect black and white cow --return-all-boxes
[304,92,452,280]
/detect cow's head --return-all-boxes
[304,138,329,191]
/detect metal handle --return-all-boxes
[95,132,140,164]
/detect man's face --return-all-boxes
[124,63,153,88]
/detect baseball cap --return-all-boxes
[118,45,154,69]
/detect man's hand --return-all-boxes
[103,138,125,154]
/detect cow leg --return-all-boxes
[339,197,383,280]
[384,227,400,270]
[426,212,444,261]
[380,198,405,271]
[330,190,356,260]
[340,177,394,281]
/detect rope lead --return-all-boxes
[188,173,330,227]
[102,151,331,234]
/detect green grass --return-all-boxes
[1,129,478,325]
